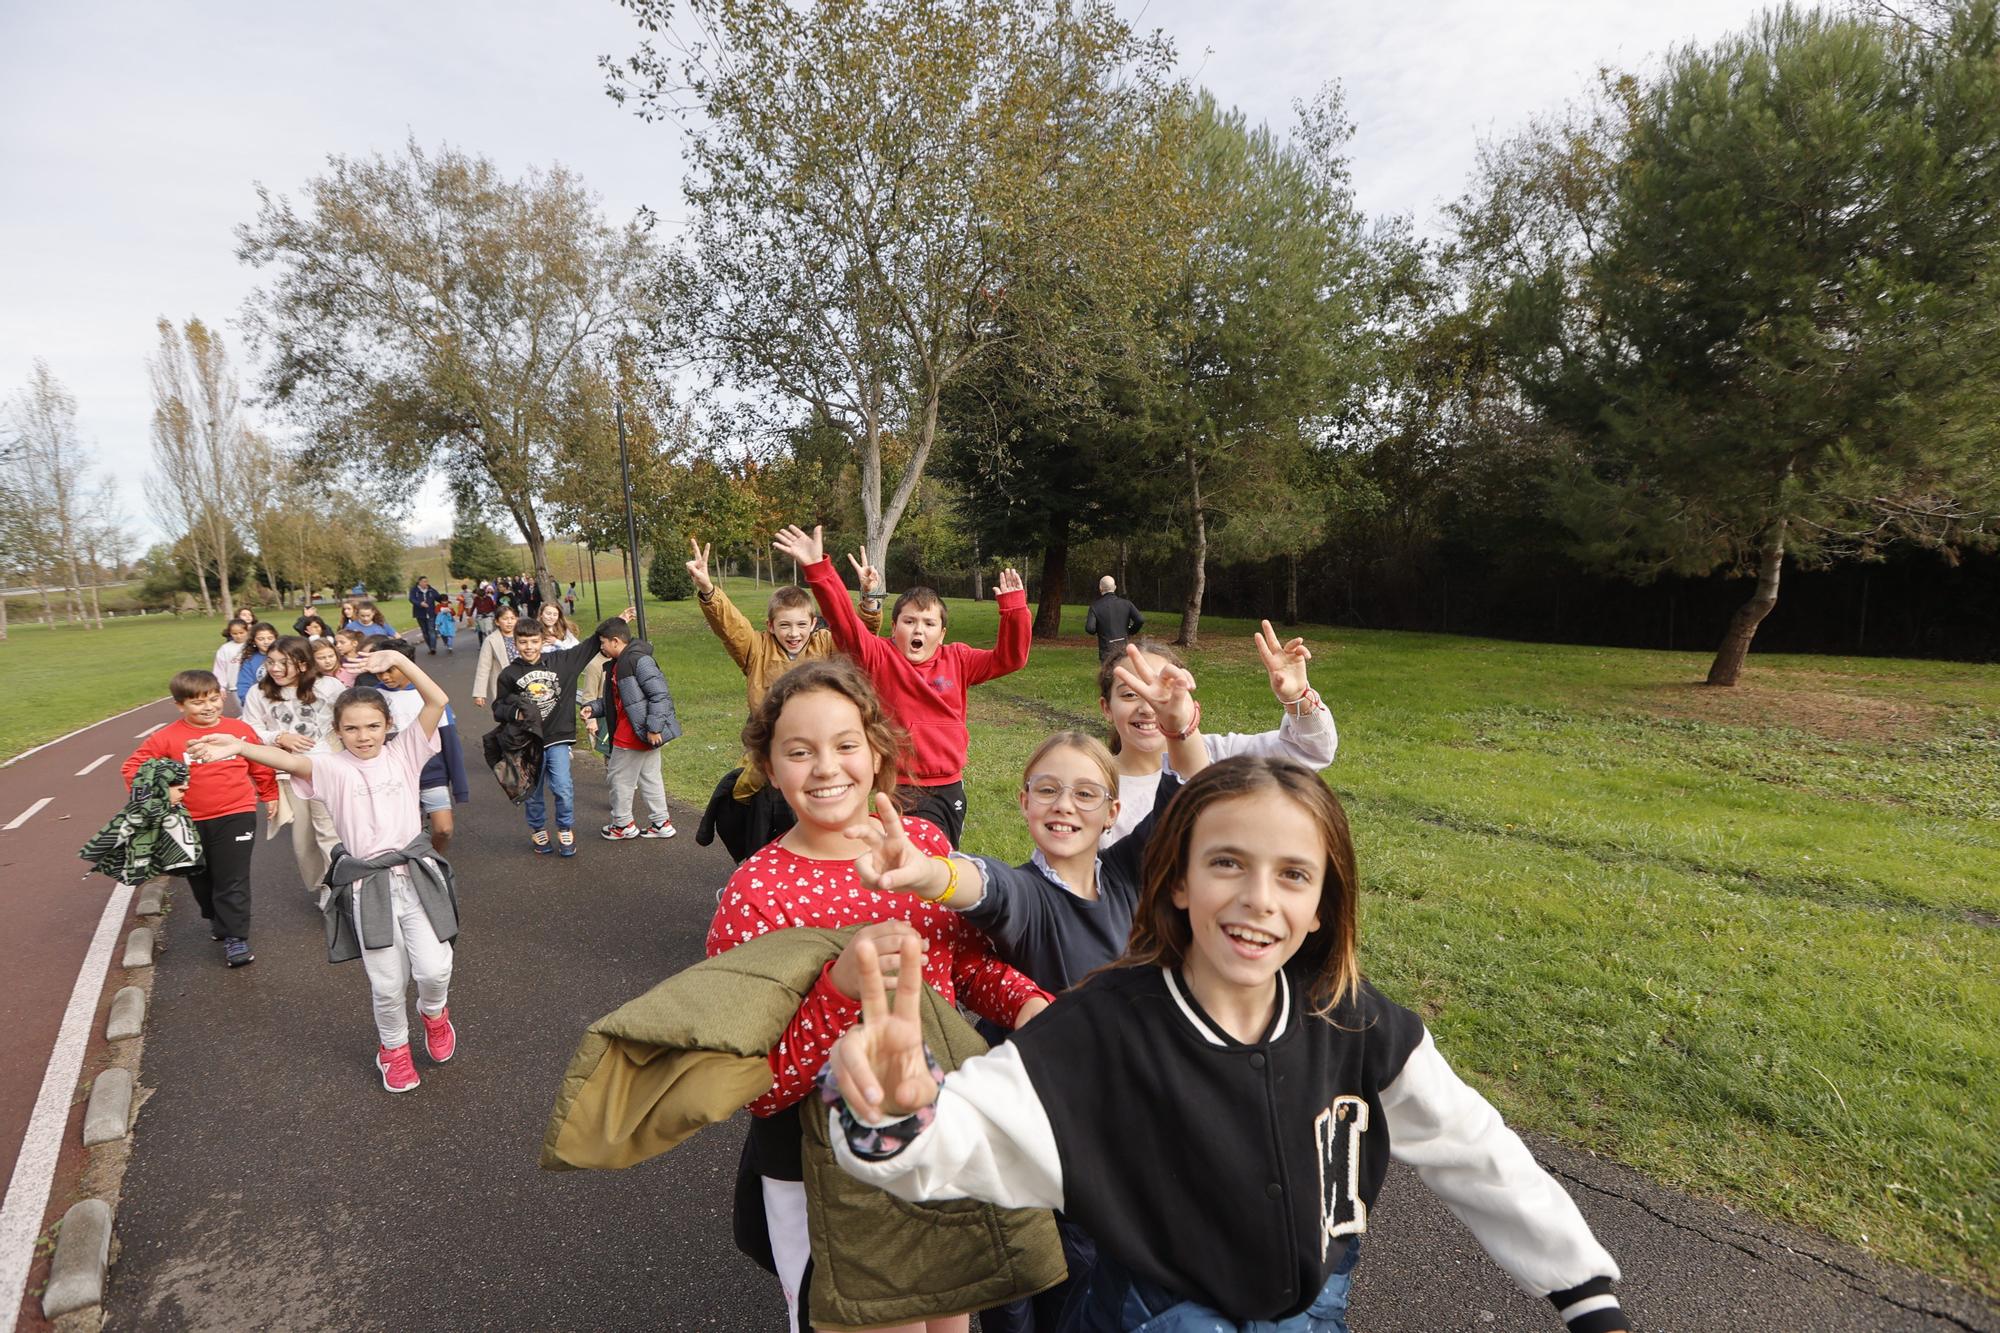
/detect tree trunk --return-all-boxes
[1034,522,1069,640]
[1284,551,1299,626]
[194,564,213,616]
[1117,540,1128,594]
[972,535,984,602]
[1176,451,1207,649]
[1706,520,1787,686]
[1,591,8,639]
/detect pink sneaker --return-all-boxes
[421,1008,457,1063]
[376,1043,421,1093]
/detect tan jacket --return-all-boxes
[699,584,882,714]
[540,925,1062,1330]
[702,584,882,797]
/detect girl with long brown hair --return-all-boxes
[823,757,1631,1333]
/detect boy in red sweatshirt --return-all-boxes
[773,523,1030,846]
[122,668,279,967]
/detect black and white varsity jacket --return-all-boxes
[830,962,1627,1332]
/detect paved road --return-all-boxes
[83,647,2000,1330]
[0,698,179,1196]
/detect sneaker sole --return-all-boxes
[225,951,255,968]
[639,829,677,839]
[601,826,639,841]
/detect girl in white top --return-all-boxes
[537,601,581,650]
[213,621,251,717]
[1097,623,1337,844]
[472,605,521,709]
[242,635,345,890]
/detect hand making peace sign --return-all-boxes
[845,551,883,597]
[1112,642,1199,738]
[1254,619,1314,703]
[847,793,939,896]
[684,536,715,596]
[828,932,938,1122]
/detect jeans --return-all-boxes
[524,740,575,831]
[356,872,453,1048]
[1068,1242,1356,1333]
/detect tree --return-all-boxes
[6,363,104,626]
[447,501,511,582]
[647,548,694,602]
[1147,90,1375,647]
[610,0,1191,570]
[148,317,253,617]
[1478,4,2000,684]
[237,140,651,606]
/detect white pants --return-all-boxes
[356,873,453,1049]
[278,779,339,891]
[762,1177,812,1333]
[606,745,669,826]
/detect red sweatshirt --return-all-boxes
[804,556,1030,786]
[121,718,277,821]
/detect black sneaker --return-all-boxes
[223,936,255,968]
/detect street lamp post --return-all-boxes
[616,400,647,641]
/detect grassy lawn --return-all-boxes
[10,578,1998,1295]
[0,613,232,758]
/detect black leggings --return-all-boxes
[189,810,257,939]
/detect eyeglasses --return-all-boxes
[1023,777,1112,811]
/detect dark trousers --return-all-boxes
[190,810,256,939]
[698,769,797,863]
[901,780,966,847]
[415,611,437,652]
[978,1215,1097,1332]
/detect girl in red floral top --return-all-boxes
[707,657,1049,1333]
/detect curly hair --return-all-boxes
[1122,756,1361,1016]
[741,657,910,801]
[256,635,322,703]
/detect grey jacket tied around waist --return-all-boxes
[322,835,460,964]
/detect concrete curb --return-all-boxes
[40,1198,112,1318]
[81,1068,133,1147]
[106,985,146,1041]
[134,883,163,917]
[120,926,153,969]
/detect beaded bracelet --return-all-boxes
[815,1048,946,1161]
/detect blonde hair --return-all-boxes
[1023,731,1117,791]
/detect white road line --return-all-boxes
[133,722,166,739]
[2,798,52,832]
[0,879,133,1330]
[0,697,170,769]
[74,754,113,778]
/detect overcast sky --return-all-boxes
[0,0,1778,546]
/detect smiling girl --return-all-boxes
[1098,623,1337,844]
[707,657,1051,1333]
[242,636,345,890]
[471,605,520,710]
[824,758,1631,1333]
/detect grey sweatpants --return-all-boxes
[606,745,668,826]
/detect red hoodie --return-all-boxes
[804,556,1030,786]
[121,718,277,821]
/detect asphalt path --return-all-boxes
[84,645,1999,1331]
[0,697,180,1196]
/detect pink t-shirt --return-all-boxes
[294,724,440,859]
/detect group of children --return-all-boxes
[124,533,1631,1331]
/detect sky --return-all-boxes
[0,0,1780,547]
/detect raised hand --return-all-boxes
[621,605,637,624]
[828,918,929,1000]
[845,551,883,596]
[1112,643,1198,737]
[772,524,825,568]
[1254,619,1313,703]
[996,567,1024,596]
[848,793,940,896]
[829,933,938,1121]
[685,536,715,595]
[345,648,407,677]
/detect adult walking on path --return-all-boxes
[408,575,444,656]
[1084,575,1144,662]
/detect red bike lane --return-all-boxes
[0,698,176,1329]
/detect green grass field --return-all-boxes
[7,579,1997,1295]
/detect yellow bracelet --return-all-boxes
[930,853,959,905]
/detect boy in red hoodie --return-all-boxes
[773,523,1029,846]
[122,668,278,967]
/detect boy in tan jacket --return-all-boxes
[685,537,883,855]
